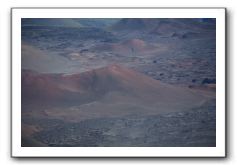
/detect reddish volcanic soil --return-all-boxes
[22,64,215,122]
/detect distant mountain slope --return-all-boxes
[73,18,120,28]
[111,18,216,35]
[22,18,81,28]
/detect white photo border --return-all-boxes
[11,8,226,157]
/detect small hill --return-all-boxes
[92,38,157,54]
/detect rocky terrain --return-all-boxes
[21,18,216,147]
[22,99,215,147]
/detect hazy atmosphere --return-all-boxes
[21,18,216,147]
